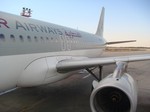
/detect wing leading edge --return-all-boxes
[57,54,150,73]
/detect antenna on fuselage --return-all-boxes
[21,7,32,17]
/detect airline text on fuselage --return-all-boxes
[0,18,81,37]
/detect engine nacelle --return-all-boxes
[90,62,137,112]
[90,74,137,112]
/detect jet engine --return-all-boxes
[90,62,137,112]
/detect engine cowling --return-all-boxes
[90,73,137,112]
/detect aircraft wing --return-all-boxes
[106,40,136,45]
[57,54,150,73]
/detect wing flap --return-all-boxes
[57,54,150,73]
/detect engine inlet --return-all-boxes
[94,87,131,112]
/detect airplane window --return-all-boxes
[34,36,38,41]
[27,36,31,41]
[41,36,44,41]
[46,37,49,40]
[0,34,5,41]
[19,35,24,42]
[10,34,15,41]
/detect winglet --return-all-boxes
[95,7,105,37]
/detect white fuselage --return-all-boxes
[0,11,106,93]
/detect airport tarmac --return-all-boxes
[0,51,150,112]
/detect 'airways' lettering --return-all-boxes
[0,18,10,28]
[16,21,26,30]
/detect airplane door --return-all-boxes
[59,35,66,51]
[59,35,71,51]
[66,36,71,50]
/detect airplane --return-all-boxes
[0,7,150,112]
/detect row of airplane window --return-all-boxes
[0,34,94,46]
[0,34,63,42]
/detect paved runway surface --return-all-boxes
[0,51,150,112]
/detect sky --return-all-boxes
[0,0,150,47]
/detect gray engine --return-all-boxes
[90,62,137,112]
